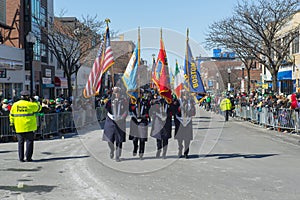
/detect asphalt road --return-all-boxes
[1,108,300,200]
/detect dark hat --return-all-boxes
[20,90,30,96]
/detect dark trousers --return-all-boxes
[225,110,229,121]
[156,139,168,155]
[177,139,190,156]
[133,138,145,154]
[16,132,34,161]
[108,142,122,158]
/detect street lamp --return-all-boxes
[227,68,231,92]
[26,31,36,95]
[241,64,245,93]
[216,72,219,92]
[152,54,155,64]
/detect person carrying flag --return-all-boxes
[174,90,196,159]
[102,87,128,162]
[129,88,151,159]
[150,92,172,159]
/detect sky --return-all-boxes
[54,0,238,70]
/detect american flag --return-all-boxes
[84,27,114,98]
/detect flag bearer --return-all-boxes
[174,90,196,159]
[150,93,172,159]
[129,88,151,159]
[103,87,128,162]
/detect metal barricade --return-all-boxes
[276,108,295,131]
[41,113,58,137]
[0,115,13,138]
[57,112,74,132]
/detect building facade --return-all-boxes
[0,0,55,99]
[262,11,300,95]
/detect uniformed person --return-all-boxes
[102,87,128,162]
[9,90,41,162]
[150,93,172,159]
[174,90,196,159]
[129,88,151,159]
[220,94,232,122]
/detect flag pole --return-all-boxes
[137,27,141,116]
[105,18,114,88]
[186,28,190,92]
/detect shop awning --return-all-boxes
[54,76,68,88]
[278,70,292,80]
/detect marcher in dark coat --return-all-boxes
[103,87,128,162]
[150,94,172,159]
[174,91,196,159]
[129,89,151,159]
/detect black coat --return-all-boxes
[173,98,195,141]
[150,98,172,140]
[129,98,150,141]
[103,97,127,143]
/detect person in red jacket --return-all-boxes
[290,93,298,109]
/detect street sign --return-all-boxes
[0,69,6,78]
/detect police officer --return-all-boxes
[10,90,41,162]
[174,90,196,159]
[220,94,232,122]
[150,93,172,159]
[129,88,151,159]
[103,87,128,162]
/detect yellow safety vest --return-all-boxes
[220,98,232,111]
[9,100,41,133]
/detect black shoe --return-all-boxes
[184,154,189,159]
[133,152,137,156]
[178,151,183,158]
[110,152,114,159]
[19,159,25,162]
[139,153,144,160]
[156,150,161,158]
[26,159,33,162]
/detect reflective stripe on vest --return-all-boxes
[11,113,35,117]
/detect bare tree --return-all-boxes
[206,0,299,93]
[41,15,106,97]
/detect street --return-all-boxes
[1,108,300,200]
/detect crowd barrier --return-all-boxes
[234,106,300,133]
[0,106,107,141]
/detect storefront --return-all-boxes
[54,76,68,97]
[278,70,294,94]
[0,45,25,99]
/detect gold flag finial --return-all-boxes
[105,18,111,27]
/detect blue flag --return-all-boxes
[122,46,139,101]
[183,41,206,94]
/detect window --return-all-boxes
[40,7,47,27]
[41,42,48,63]
[292,32,299,54]
[33,39,41,61]
[0,0,6,24]
[31,0,40,24]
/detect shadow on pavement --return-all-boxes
[194,116,212,119]
[34,155,89,162]
[1,167,42,172]
[0,150,17,154]
[200,153,278,159]
[0,184,57,194]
